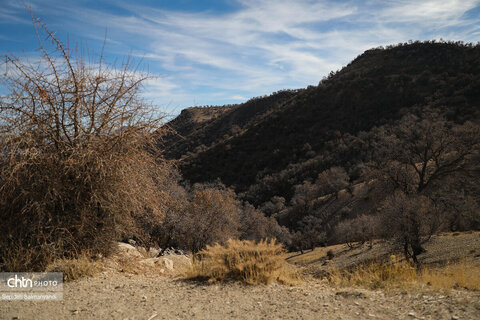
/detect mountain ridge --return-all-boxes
[159,41,480,207]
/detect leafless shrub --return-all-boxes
[156,183,291,253]
[316,167,350,195]
[156,183,241,253]
[334,214,382,248]
[0,13,170,271]
[379,191,443,264]
[239,203,291,245]
[291,228,326,253]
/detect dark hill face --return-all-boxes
[160,42,480,204]
[159,89,300,160]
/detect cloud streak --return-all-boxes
[3,0,480,112]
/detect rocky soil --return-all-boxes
[2,236,480,320]
[2,272,479,320]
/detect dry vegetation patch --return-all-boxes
[46,254,104,281]
[328,256,480,292]
[292,232,480,292]
[185,239,299,285]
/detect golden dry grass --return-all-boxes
[327,255,480,291]
[184,239,300,285]
[46,254,104,281]
[421,260,480,291]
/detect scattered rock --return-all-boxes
[116,242,142,258]
[161,258,174,271]
[149,247,160,257]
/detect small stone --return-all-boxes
[149,247,160,257]
[161,258,174,271]
[408,312,416,317]
[451,316,459,320]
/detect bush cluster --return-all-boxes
[185,239,299,285]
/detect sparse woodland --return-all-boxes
[1,14,479,276]
[161,41,480,264]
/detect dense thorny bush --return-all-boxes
[0,15,171,271]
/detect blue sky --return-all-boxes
[1,0,480,117]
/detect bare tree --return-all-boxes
[374,111,480,195]
[370,110,480,263]
[379,191,442,264]
[0,13,169,271]
[334,214,381,248]
[157,183,241,253]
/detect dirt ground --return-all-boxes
[2,272,480,320]
[1,232,480,320]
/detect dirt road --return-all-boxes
[2,272,479,320]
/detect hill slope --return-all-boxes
[160,41,480,206]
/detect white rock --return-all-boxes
[161,258,174,271]
[117,242,142,257]
[149,247,160,257]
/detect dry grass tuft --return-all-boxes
[46,254,103,281]
[327,255,480,291]
[184,239,300,285]
[421,261,480,291]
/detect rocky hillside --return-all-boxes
[160,41,480,207]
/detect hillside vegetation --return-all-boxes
[2,23,479,273]
[161,41,480,259]
[162,42,480,197]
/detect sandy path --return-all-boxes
[1,273,479,320]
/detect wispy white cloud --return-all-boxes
[3,0,480,112]
[379,0,478,25]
